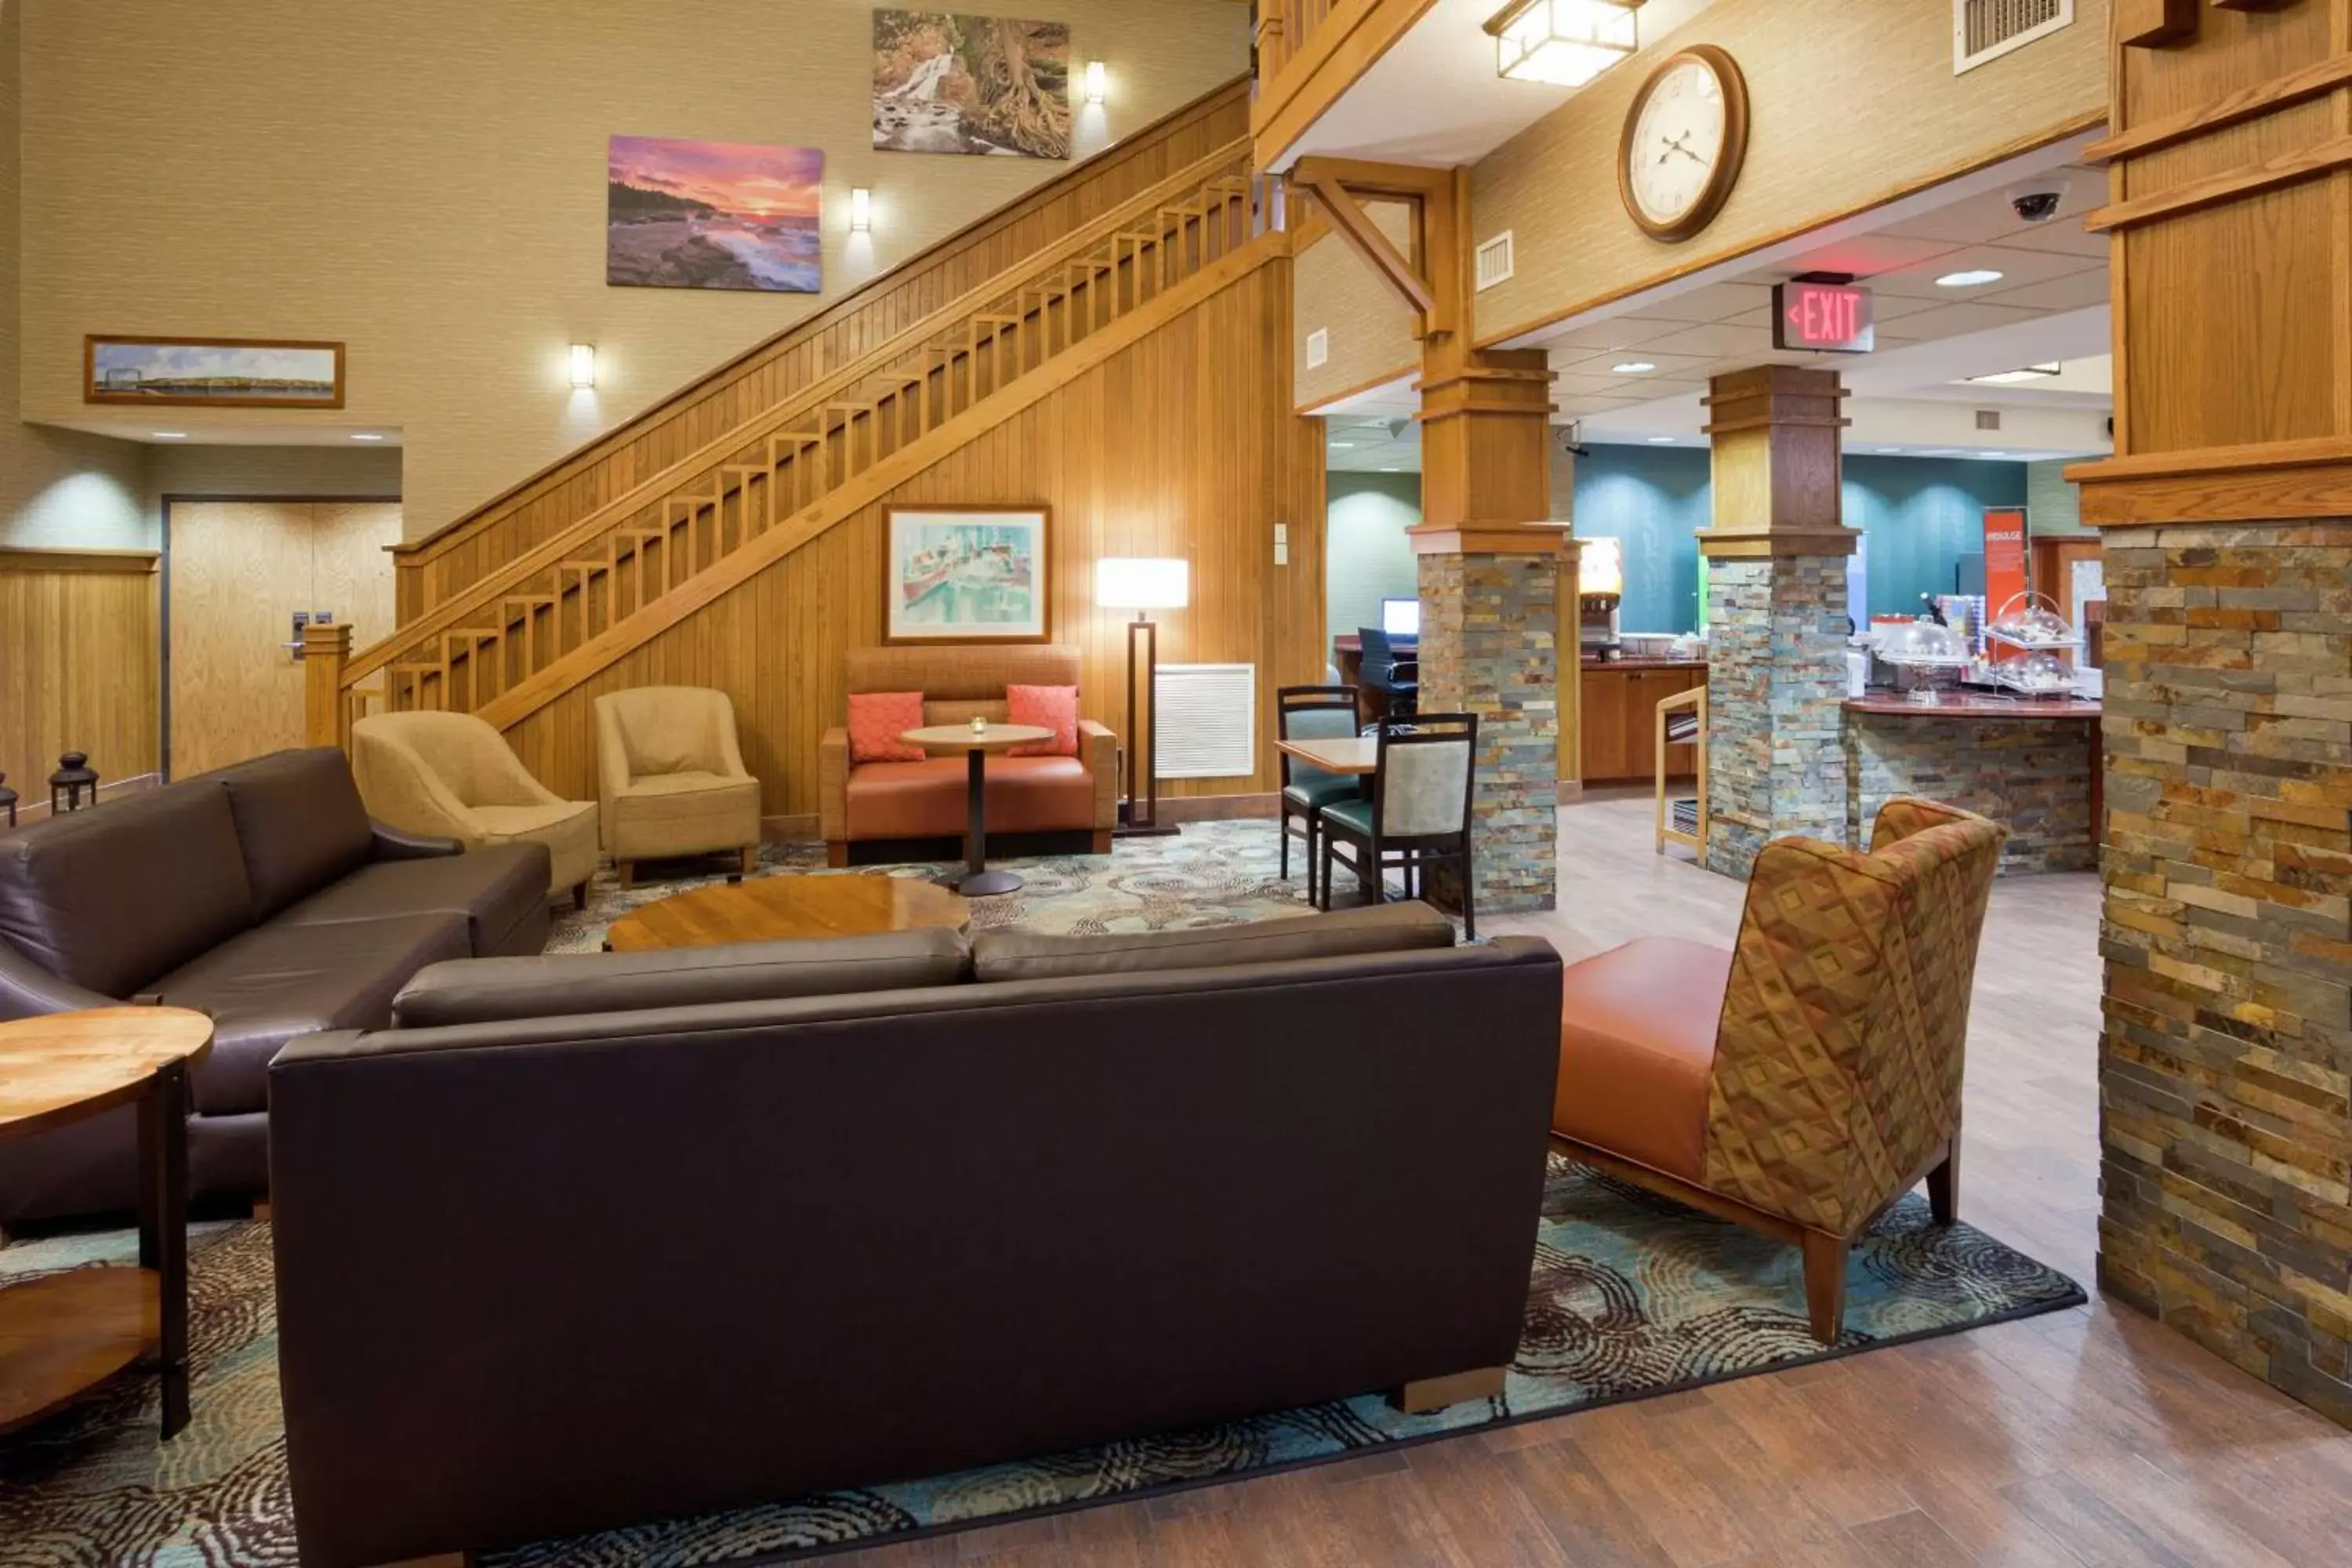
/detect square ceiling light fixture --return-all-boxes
[1486,0,1641,89]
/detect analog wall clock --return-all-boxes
[1618,45,1750,244]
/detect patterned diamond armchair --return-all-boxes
[1548,797,2006,1342]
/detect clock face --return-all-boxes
[1619,48,1748,242]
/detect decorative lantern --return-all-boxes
[48,752,100,814]
[0,771,16,829]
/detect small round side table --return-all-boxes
[0,1007,214,1439]
[899,723,1056,896]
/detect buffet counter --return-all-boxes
[1842,694,2102,874]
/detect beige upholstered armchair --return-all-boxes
[350,711,599,907]
[1549,797,2006,1343]
[593,688,763,887]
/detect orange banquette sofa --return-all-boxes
[820,644,1117,866]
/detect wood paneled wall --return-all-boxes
[0,549,160,813]
[393,77,1254,619]
[503,252,1325,818]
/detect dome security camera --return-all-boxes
[2008,178,2071,223]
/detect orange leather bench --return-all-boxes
[820,644,1116,866]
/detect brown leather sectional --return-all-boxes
[0,748,551,1225]
[270,906,1564,1567]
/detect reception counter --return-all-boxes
[1842,694,2102,874]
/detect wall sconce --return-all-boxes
[851,187,873,232]
[1485,0,1640,88]
[568,343,597,390]
[1084,60,1107,104]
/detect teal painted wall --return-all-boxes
[1572,446,2029,633]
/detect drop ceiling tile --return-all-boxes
[1541,314,1690,352]
[1863,242,2105,301]
[1872,299,2051,339]
[1875,170,2105,252]
[1617,281,1779,324]
[1780,234,1969,279]
[1552,347,1717,378]
[1637,320,1779,358]
[1980,268,2112,314]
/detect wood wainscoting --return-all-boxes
[165,499,399,778]
[0,548,162,816]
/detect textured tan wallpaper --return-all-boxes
[1291,199,1418,411]
[0,0,151,550]
[1468,0,2110,344]
[18,0,1248,540]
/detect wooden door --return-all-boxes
[169,501,399,776]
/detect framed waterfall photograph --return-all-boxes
[872,9,1073,160]
[884,506,1051,644]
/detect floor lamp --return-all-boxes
[1095,557,1188,838]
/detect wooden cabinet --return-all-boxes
[1578,661,1706,785]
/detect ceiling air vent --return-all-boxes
[1976,409,2002,430]
[1954,0,2072,74]
[1475,230,1516,292]
[1305,328,1330,369]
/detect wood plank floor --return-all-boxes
[838,791,2352,1567]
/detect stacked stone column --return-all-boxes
[1697,368,1856,878]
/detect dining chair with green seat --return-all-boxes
[1317,713,1479,938]
[1277,684,1363,902]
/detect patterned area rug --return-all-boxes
[545,818,1320,953]
[0,1164,2082,1566]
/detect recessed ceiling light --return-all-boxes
[1979,451,2008,458]
[1330,441,1357,449]
[152,431,187,440]
[1379,466,1403,473]
[1874,446,1901,454]
[350,432,387,441]
[1646,435,1677,444]
[1612,361,1657,374]
[1964,364,2063,385]
[1935,269,2005,289]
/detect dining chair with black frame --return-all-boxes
[1316,713,1479,939]
[1276,685,1363,902]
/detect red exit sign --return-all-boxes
[1773,281,1875,353]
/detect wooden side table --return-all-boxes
[901,723,1055,896]
[0,1007,214,1439]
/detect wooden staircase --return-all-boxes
[327,111,1290,746]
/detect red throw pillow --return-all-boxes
[847,691,927,764]
[1007,684,1079,757]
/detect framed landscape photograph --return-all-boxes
[885,506,1051,644]
[873,9,1072,160]
[608,136,823,293]
[84,336,344,408]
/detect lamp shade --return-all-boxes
[1095,557,1189,611]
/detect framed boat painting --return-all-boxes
[884,506,1051,644]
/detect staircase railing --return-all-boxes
[328,143,1273,740]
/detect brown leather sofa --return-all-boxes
[820,644,1116,865]
[0,748,550,1225]
[270,906,1563,1566]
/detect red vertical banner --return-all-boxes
[1983,506,2027,661]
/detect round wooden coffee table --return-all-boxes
[901,722,1056,896]
[0,1007,214,1440]
[603,873,971,953]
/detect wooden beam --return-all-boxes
[1294,172,1434,318]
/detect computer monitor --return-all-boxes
[1380,597,1421,638]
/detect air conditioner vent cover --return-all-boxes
[1154,663,1255,780]
[1475,231,1515,292]
[1955,0,2071,74]
[1305,328,1330,369]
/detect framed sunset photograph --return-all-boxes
[885,506,1051,644]
[607,136,823,293]
[84,336,344,408]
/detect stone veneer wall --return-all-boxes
[1705,555,1850,877]
[2097,521,2352,1426]
[1845,713,2098,874]
[1416,549,1559,913]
